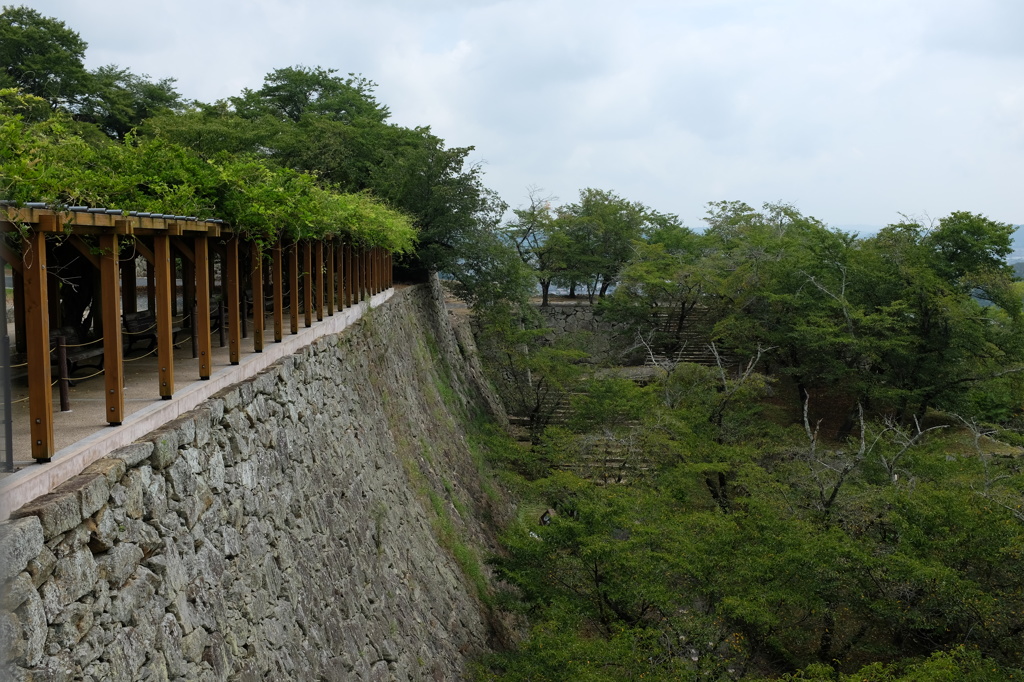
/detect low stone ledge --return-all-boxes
[110,442,153,468]
[81,458,126,486]
[10,493,80,539]
[52,474,110,520]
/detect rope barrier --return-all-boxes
[8,378,60,403]
[123,322,156,335]
[124,346,159,362]
[66,367,105,381]
[59,337,104,349]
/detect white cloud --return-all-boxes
[16,0,1024,227]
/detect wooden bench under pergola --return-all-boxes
[1,204,393,464]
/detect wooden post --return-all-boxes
[0,253,13,471]
[368,247,375,294]
[354,242,362,299]
[1,335,13,472]
[367,247,373,294]
[226,235,241,364]
[342,241,350,307]
[272,241,283,342]
[154,234,174,399]
[251,241,264,352]
[23,227,53,460]
[289,241,299,334]
[239,244,248,339]
[341,243,349,308]
[326,241,335,316]
[303,240,313,328]
[208,245,217,305]
[363,248,370,299]
[195,236,213,379]
[374,248,380,293]
[345,244,354,307]
[314,240,325,321]
[99,230,125,424]
[353,247,361,302]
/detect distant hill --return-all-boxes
[1014,261,1024,279]
[1012,227,1024,263]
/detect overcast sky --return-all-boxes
[22,0,1024,232]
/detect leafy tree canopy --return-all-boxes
[0,5,90,107]
[232,66,389,124]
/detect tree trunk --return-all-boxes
[541,280,550,307]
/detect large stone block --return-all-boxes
[87,505,117,553]
[110,468,145,521]
[96,543,143,589]
[46,601,93,651]
[193,406,213,447]
[216,386,240,412]
[14,588,46,667]
[172,416,197,448]
[38,547,98,619]
[0,517,44,584]
[180,627,209,664]
[110,441,154,468]
[80,459,126,487]
[148,428,180,470]
[109,566,159,625]
[0,572,35,616]
[25,546,56,589]
[166,456,198,503]
[11,493,80,539]
[53,474,110,519]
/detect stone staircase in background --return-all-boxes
[644,305,722,367]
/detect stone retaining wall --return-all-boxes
[537,304,631,363]
[1,281,506,681]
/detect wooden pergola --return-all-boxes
[1,205,392,463]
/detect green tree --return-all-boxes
[0,5,90,108]
[77,65,184,140]
[148,65,502,281]
[232,65,388,124]
[555,188,659,302]
[503,189,563,305]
